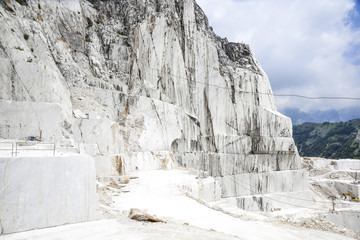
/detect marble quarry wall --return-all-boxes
[0,0,308,213]
[0,101,63,142]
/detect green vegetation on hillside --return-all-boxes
[293,119,360,159]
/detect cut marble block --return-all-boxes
[326,211,360,232]
[0,156,97,234]
[333,181,360,198]
[215,170,308,197]
[225,190,314,211]
[216,169,309,198]
[181,177,222,202]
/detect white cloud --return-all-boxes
[197,0,360,111]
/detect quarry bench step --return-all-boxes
[0,142,56,157]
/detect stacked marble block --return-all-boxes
[176,106,310,211]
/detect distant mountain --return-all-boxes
[281,107,360,125]
[293,119,360,159]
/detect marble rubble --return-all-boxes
[0,0,309,233]
[306,157,360,199]
[304,157,360,232]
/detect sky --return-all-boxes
[197,0,360,112]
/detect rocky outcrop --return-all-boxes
[0,0,307,210]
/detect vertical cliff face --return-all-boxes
[0,0,307,210]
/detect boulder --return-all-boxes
[128,208,166,223]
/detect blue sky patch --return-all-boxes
[344,0,360,65]
[347,0,360,29]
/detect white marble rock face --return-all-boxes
[0,0,307,210]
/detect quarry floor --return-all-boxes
[2,169,359,240]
